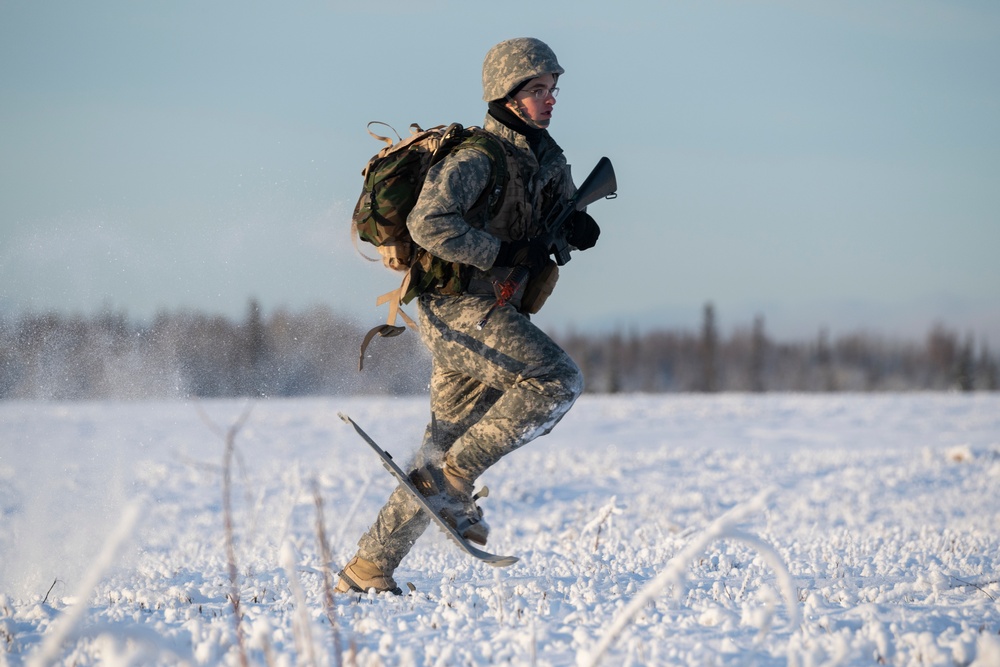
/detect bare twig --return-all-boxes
[41,579,60,605]
[581,496,624,553]
[579,489,800,667]
[27,502,143,667]
[280,542,317,667]
[223,409,252,667]
[313,481,344,667]
[951,576,998,601]
[199,404,253,667]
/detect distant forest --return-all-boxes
[0,300,996,400]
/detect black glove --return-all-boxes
[566,210,600,250]
[494,238,550,275]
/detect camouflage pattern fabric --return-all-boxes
[352,106,581,576]
[408,115,574,273]
[357,293,583,573]
[407,147,500,271]
[481,37,564,102]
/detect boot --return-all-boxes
[335,555,401,595]
[410,461,490,546]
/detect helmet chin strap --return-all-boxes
[504,97,548,130]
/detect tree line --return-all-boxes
[0,301,995,400]
[564,304,997,394]
[0,301,428,400]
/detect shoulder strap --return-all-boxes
[458,131,509,220]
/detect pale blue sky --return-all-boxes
[2,0,998,342]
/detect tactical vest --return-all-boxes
[460,131,571,317]
[475,137,532,236]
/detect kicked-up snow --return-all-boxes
[1,393,999,665]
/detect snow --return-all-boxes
[1,393,999,665]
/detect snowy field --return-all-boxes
[1,393,999,666]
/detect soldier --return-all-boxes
[337,37,601,594]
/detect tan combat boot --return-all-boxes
[410,461,490,546]
[441,458,490,546]
[335,555,401,595]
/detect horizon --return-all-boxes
[1,295,992,350]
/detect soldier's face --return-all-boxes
[507,73,558,129]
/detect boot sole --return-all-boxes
[336,570,402,596]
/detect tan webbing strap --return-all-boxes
[358,323,403,371]
[387,269,418,329]
[375,288,417,329]
[357,281,418,371]
[366,121,399,147]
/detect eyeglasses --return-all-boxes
[521,86,559,100]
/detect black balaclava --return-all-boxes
[487,96,546,157]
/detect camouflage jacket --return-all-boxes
[407,115,575,274]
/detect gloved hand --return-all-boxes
[494,237,550,275]
[566,210,600,250]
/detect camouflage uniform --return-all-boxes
[351,38,584,580]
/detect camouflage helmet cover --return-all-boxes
[482,37,564,102]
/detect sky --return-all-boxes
[1,0,998,343]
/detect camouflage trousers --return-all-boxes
[356,293,583,574]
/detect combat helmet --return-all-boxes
[482,38,564,102]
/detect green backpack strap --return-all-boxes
[459,131,509,222]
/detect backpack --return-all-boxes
[352,121,508,369]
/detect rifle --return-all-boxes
[477,157,618,329]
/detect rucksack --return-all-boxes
[352,121,508,369]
